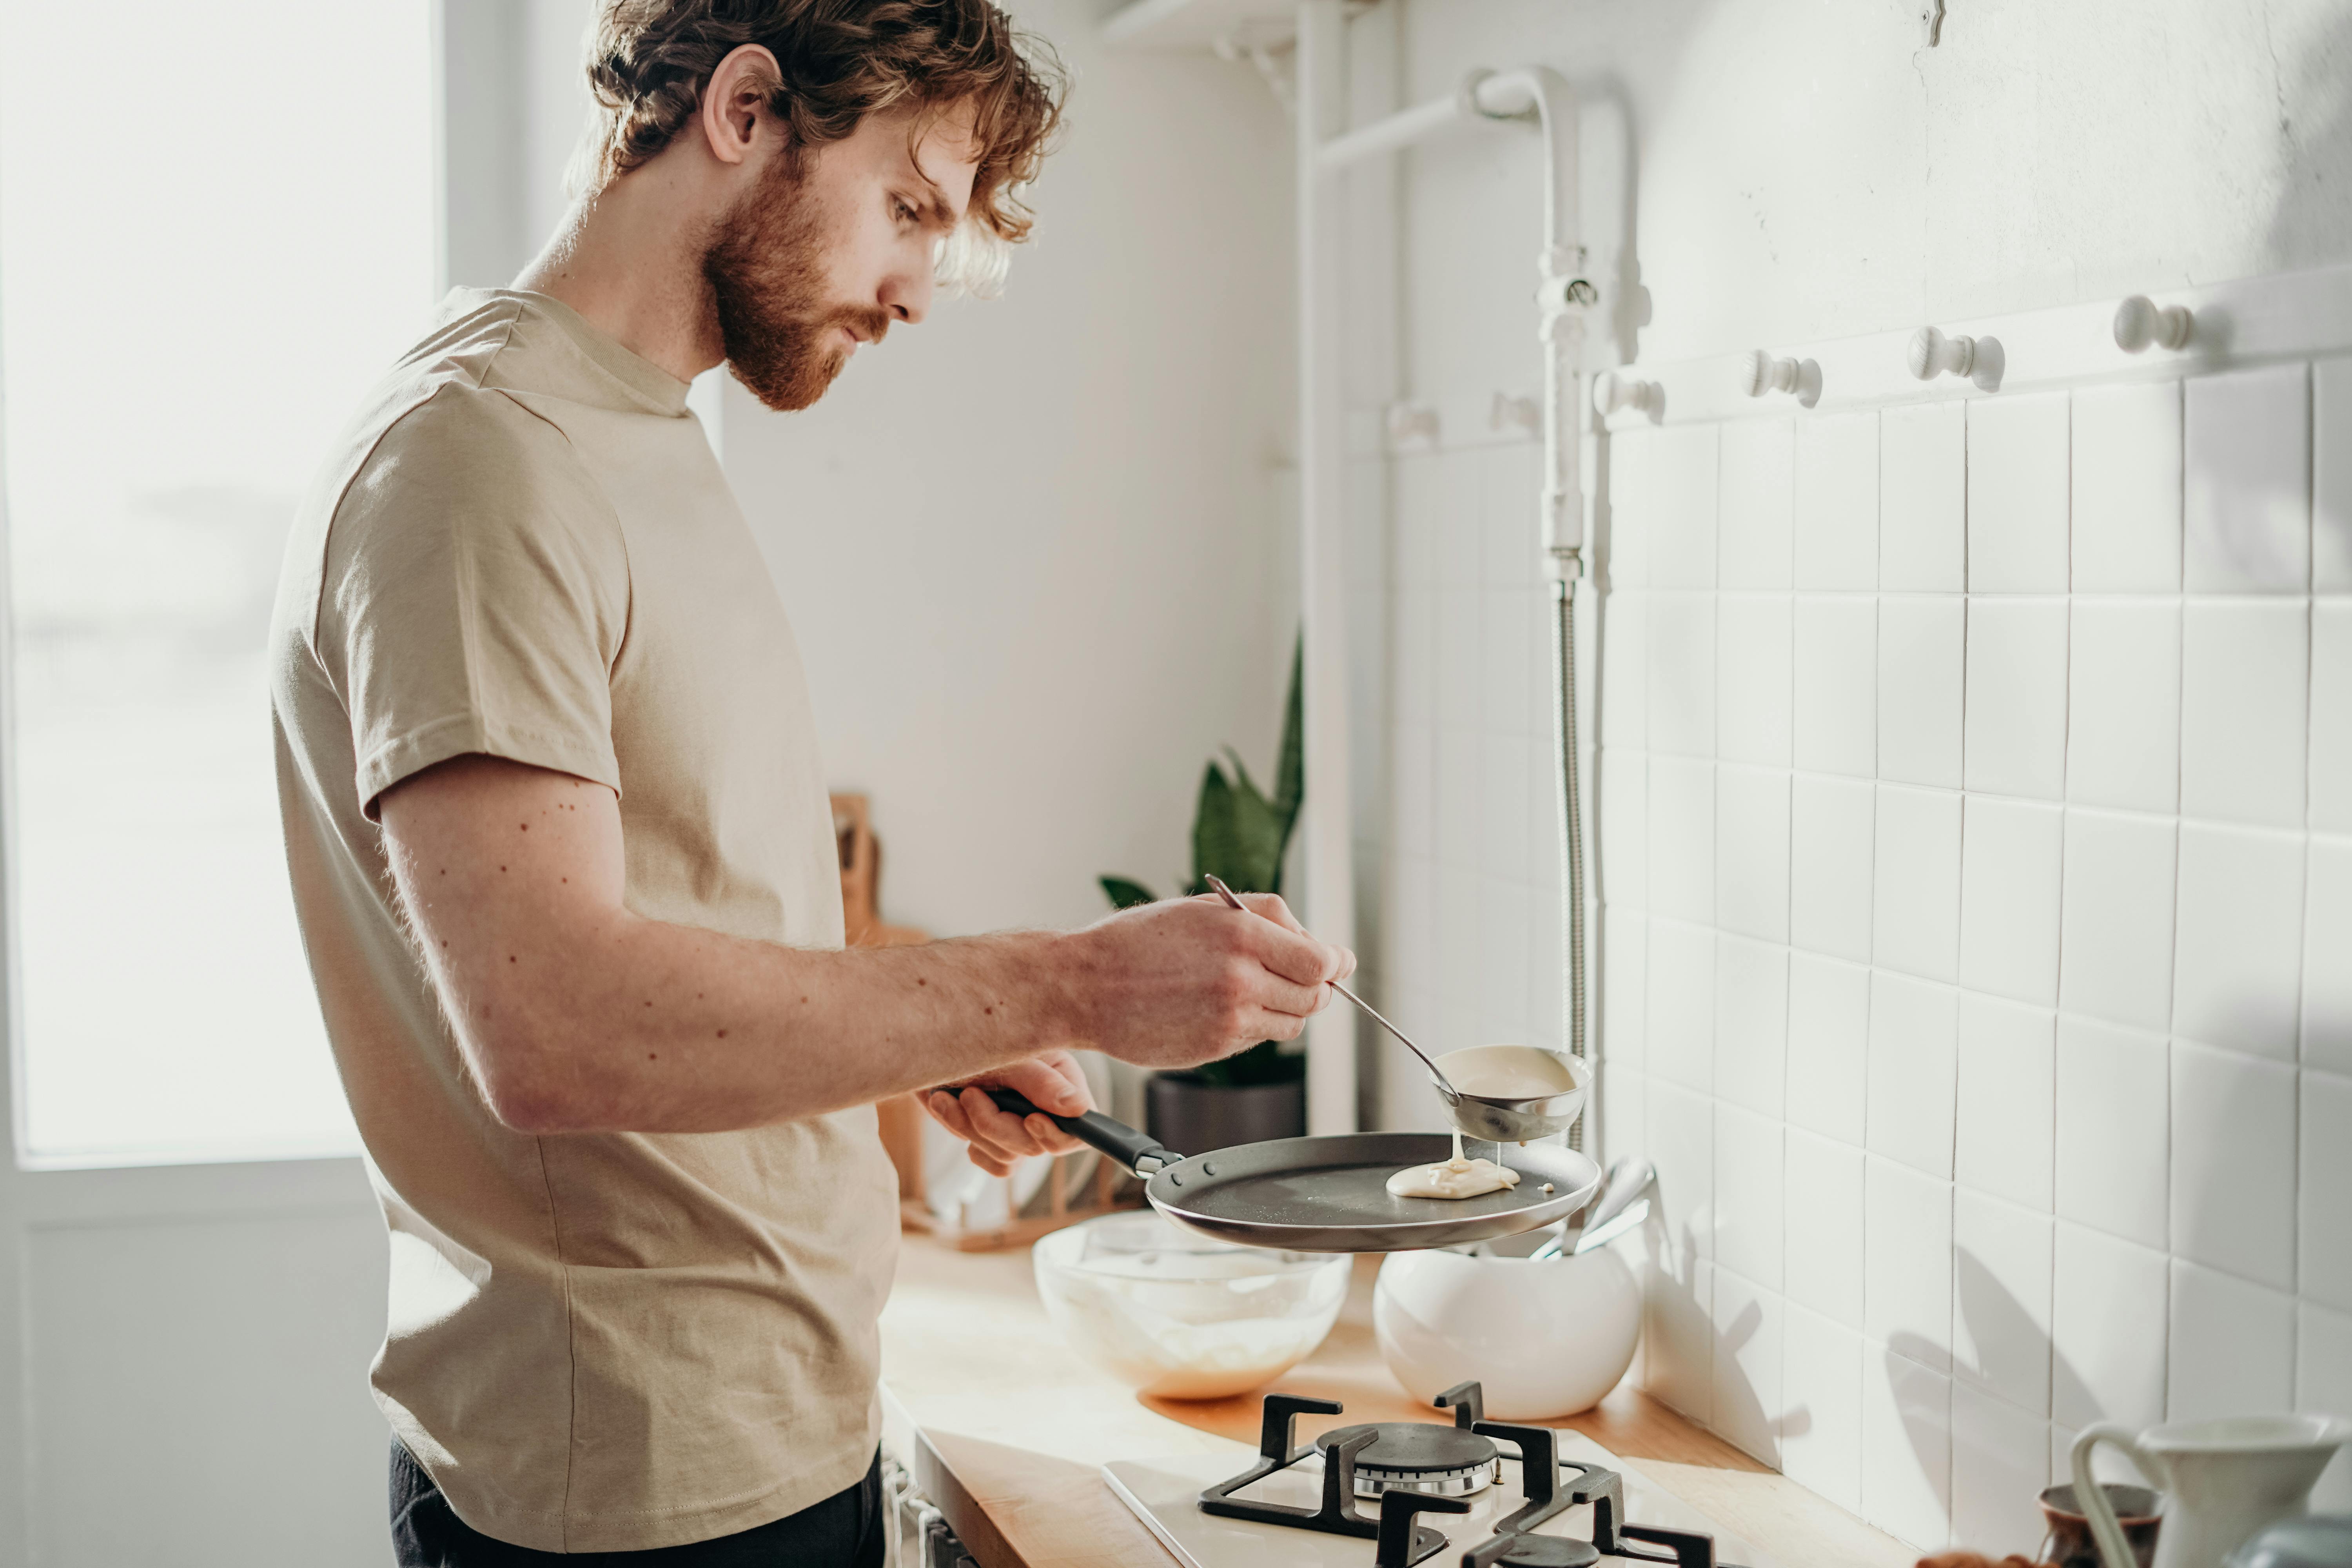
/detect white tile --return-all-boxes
[1953,1188,2054,1415]
[1880,400,1967,592]
[1647,755,1715,925]
[2180,599,2309,829]
[2173,821,2306,1061]
[1598,1064,1646,1169]
[1795,411,1880,591]
[2316,604,2352,834]
[1788,952,1870,1145]
[1646,919,1715,1093]
[2073,379,2184,593]
[2319,358,2352,592]
[1480,733,1532,882]
[1440,587,1483,722]
[2051,1222,2169,1430]
[2066,600,2182,814]
[1720,418,1795,591]
[1396,592,1439,736]
[1715,1103,1785,1292]
[1599,747,1646,911]
[1862,1345,1954,1550]
[1647,592,1716,758]
[1965,599,2070,799]
[1600,590,1647,750]
[1477,877,1535,1042]
[2311,840,2352,1077]
[1717,594,1793,766]
[1715,765,1790,942]
[2059,809,2179,1034]
[2054,1017,2169,1249]
[1483,444,1541,588]
[1642,1253,1715,1426]
[2185,364,2312,593]
[1969,392,2072,594]
[1867,971,1959,1178]
[1710,1269,1785,1466]
[1878,595,1965,788]
[1606,430,1654,589]
[1648,424,1721,590]
[1481,587,1535,737]
[1783,1303,1866,1512]
[1793,595,1878,776]
[1790,774,1875,963]
[1959,797,2064,1006]
[1713,935,1787,1119]
[1874,784,1962,982]
[1867,1157,1955,1371]
[1601,907,1648,1069]
[1787,1128,1867,1327]
[1955,994,2056,1213]
[1434,450,1484,591]
[1951,1383,2051,1559]
[2301,1068,2352,1314]
[2305,1304,2352,1511]
[1394,720,1437,862]
[2169,1260,2295,1421]
[2171,1040,2297,1290]
[1647,1076,1717,1265]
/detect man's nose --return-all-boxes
[880,262,933,327]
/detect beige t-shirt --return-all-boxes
[269,289,899,1553]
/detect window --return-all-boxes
[0,2,438,1162]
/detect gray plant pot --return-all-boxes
[1145,1074,1305,1156]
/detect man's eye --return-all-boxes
[893,199,915,224]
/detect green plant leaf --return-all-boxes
[1193,760,1286,895]
[1098,875,1159,911]
[1274,633,1303,831]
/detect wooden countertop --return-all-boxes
[877,1237,1915,1568]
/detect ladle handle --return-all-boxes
[2069,1424,2156,1568]
[968,1087,1180,1176]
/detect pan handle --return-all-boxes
[972,1088,1181,1176]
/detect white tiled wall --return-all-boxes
[1374,357,2352,1552]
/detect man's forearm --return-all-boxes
[382,754,1340,1137]
[445,911,1088,1134]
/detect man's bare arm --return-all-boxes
[379,754,1349,1136]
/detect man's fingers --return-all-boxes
[1238,891,1308,935]
[960,1086,1050,1158]
[995,1055,1089,1117]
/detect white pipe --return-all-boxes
[1293,0,1356,1137]
[1292,39,1596,1138]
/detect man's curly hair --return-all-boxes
[578,0,1063,274]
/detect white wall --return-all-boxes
[723,0,1298,944]
[1347,0,2352,1553]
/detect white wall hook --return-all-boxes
[2114,294,2193,352]
[1907,325,1976,381]
[1739,350,1821,408]
[1386,402,1440,449]
[1592,371,1659,417]
[1490,393,1541,436]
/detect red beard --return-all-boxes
[703,154,893,412]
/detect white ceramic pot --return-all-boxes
[1373,1245,1641,1420]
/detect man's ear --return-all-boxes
[699,44,784,168]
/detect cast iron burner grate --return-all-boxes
[1196,1382,1745,1568]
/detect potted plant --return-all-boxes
[1100,641,1309,1154]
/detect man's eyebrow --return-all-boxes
[904,156,964,229]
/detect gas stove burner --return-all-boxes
[1315,1421,1499,1497]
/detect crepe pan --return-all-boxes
[980,1089,1603,1254]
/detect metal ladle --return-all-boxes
[1200,875,1588,1143]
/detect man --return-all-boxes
[268,3,1351,1563]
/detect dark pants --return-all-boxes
[390,1441,886,1567]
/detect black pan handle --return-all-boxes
[967,1087,1181,1175]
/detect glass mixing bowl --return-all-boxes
[1032,1210,1348,1400]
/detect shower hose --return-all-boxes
[1551,565,1588,1154]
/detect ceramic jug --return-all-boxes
[2073,1415,2352,1568]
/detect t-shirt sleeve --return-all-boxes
[316,382,630,819]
